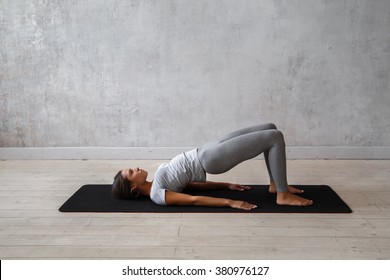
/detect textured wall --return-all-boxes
[1,0,390,151]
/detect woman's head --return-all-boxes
[112,170,132,199]
[112,167,148,199]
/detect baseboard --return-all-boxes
[0,147,189,160]
[1,146,390,160]
[286,146,390,159]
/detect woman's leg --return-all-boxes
[198,125,313,206]
[217,123,277,142]
[198,128,288,192]
[207,123,276,181]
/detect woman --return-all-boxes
[112,123,313,210]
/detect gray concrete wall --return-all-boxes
[1,0,390,158]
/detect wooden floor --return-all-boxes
[0,159,389,259]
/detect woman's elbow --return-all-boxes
[165,191,197,206]
[191,196,202,206]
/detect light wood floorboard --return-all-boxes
[0,159,389,259]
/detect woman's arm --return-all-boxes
[164,190,257,210]
[186,181,250,191]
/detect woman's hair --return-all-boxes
[112,170,133,199]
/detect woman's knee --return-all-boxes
[272,130,285,145]
[265,123,277,130]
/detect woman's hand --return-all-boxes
[229,200,257,211]
[228,184,251,191]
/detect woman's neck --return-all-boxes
[139,181,152,197]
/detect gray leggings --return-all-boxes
[197,123,288,192]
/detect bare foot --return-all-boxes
[276,192,313,206]
[268,182,304,194]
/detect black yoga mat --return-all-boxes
[59,185,352,213]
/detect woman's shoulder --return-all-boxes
[152,163,169,188]
[155,163,168,177]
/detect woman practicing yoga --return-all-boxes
[112,123,313,210]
